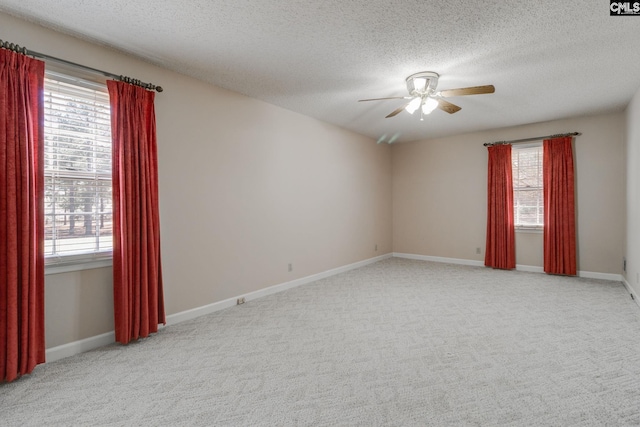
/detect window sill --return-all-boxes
[515,226,543,234]
[45,258,112,275]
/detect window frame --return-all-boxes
[512,142,544,232]
[43,70,114,274]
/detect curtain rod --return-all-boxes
[0,39,163,92]
[483,132,580,147]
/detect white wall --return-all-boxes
[392,113,626,275]
[0,12,392,348]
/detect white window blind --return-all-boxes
[43,72,113,263]
[512,144,543,228]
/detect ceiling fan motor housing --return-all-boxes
[406,71,439,96]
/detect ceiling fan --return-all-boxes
[359,71,495,120]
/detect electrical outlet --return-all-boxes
[375,244,378,251]
[476,247,481,254]
[288,263,292,272]
[236,297,245,305]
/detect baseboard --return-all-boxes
[516,264,544,273]
[45,252,622,363]
[517,265,622,281]
[578,270,623,281]
[393,252,484,267]
[623,278,640,309]
[46,331,115,363]
[166,253,393,325]
[45,253,393,362]
[394,253,622,282]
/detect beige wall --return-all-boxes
[45,268,114,348]
[0,13,392,348]
[3,11,631,351]
[625,87,640,295]
[392,113,626,274]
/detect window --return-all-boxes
[43,71,113,264]
[512,144,543,229]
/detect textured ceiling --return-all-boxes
[1,1,640,143]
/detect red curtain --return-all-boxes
[108,81,165,345]
[543,136,576,275]
[485,144,516,269]
[0,50,45,382]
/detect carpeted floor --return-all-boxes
[2,258,640,426]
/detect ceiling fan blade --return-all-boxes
[359,96,409,102]
[439,85,495,97]
[386,101,412,118]
[438,99,462,114]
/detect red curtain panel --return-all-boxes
[543,137,577,276]
[108,81,165,345]
[0,50,45,382]
[485,144,516,270]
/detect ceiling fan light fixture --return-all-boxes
[359,71,494,120]
[406,71,439,96]
[412,77,427,93]
[405,97,422,114]
[422,97,439,115]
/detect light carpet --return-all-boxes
[2,258,640,426]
